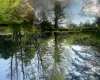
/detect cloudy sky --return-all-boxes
[66,0,100,24]
[33,0,100,25]
[71,0,95,24]
[83,0,100,17]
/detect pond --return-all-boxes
[0,31,100,80]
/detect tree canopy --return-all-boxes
[0,0,34,24]
[0,0,20,24]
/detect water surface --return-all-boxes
[0,32,100,80]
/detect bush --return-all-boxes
[40,21,52,30]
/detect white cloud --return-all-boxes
[33,0,100,17]
[82,0,100,17]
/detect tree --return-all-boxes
[95,17,100,26]
[68,23,77,28]
[13,0,34,24]
[0,0,15,24]
[84,20,91,27]
[40,21,52,31]
[0,0,34,24]
[82,0,100,27]
[79,22,84,27]
[0,36,18,59]
[53,1,67,28]
[35,2,52,30]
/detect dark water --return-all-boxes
[0,31,100,80]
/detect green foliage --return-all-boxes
[0,0,34,24]
[53,44,61,63]
[95,17,100,26]
[40,21,52,30]
[65,32,100,46]
[11,0,20,7]
[68,23,77,28]
[66,33,91,44]
[23,47,35,65]
[22,35,35,65]
[0,27,12,34]
[0,0,13,23]
[13,0,34,23]
[0,0,23,24]
[0,37,18,59]
[50,72,64,80]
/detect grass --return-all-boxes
[0,26,40,35]
[0,26,12,35]
[0,26,100,35]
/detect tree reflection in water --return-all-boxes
[0,28,100,80]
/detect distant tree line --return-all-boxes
[68,19,100,28]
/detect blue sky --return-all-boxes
[70,1,95,24]
[34,0,96,26]
[0,59,10,80]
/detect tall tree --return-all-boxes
[53,0,69,28]
[54,1,65,28]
